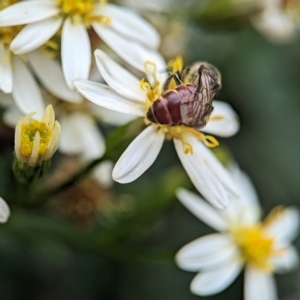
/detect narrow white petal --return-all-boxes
[264,207,299,247]
[96,4,160,48]
[176,233,238,271]
[94,49,145,102]
[0,92,13,107]
[176,188,228,231]
[89,103,136,126]
[244,267,278,300]
[77,114,106,161]
[62,18,91,90]
[113,126,164,183]
[10,17,63,55]
[271,246,299,273]
[0,1,59,26]
[0,44,12,93]
[74,79,144,116]
[59,114,84,155]
[174,137,239,209]
[203,101,240,137]
[12,56,45,118]
[223,164,261,226]
[92,23,166,76]
[28,50,82,103]
[0,197,10,223]
[190,259,242,296]
[92,160,114,188]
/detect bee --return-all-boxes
[146,62,221,129]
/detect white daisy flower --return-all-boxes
[175,166,299,299]
[0,0,160,89]
[0,0,45,117]
[251,0,297,43]
[74,50,240,209]
[0,197,10,223]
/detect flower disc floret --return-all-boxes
[57,0,110,26]
[15,105,61,166]
[232,225,274,272]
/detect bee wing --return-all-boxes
[180,88,214,129]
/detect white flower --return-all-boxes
[15,104,61,166]
[0,1,46,117]
[251,0,296,43]
[0,0,160,89]
[0,197,10,223]
[175,166,299,299]
[74,50,240,209]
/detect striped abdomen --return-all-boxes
[147,85,197,126]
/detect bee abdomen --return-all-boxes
[147,90,182,125]
[147,85,197,126]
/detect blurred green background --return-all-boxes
[1,1,300,299]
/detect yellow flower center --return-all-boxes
[20,120,52,158]
[57,0,110,26]
[140,59,219,154]
[232,225,274,272]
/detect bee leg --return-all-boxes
[162,74,182,92]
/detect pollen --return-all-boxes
[164,126,219,155]
[232,225,275,272]
[15,105,61,167]
[167,56,183,74]
[57,0,110,26]
[20,121,52,158]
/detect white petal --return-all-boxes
[203,101,240,137]
[0,44,13,93]
[244,267,278,300]
[0,1,59,26]
[222,164,261,226]
[0,92,13,107]
[176,233,238,271]
[264,207,299,247]
[90,103,136,126]
[113,126,164,183]
[0,197,10,223]
[28,50,82,103]
[77,114,105,161]
[174,136,239,209]
[271,246,299,274]
[94,49,145,102]
[96,4,160,48]
[190,259,242,296]
[92,160,114,188]
[59,114,84,155]
[62,18,91,90]
[74,79,144,116]
[12,56,45,118]
[10,17,63,55]
[176,188,228,231]
[92,23,166,76]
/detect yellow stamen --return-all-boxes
[57,0,110,26]
[167,56,183,74]
[232,225,275,272]
[15,105,61,166]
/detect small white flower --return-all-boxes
[175,166,299,299]
[251,0,297,43]
[0,0,160,89]
[15,104,61,166]
[74,50,240,209]
[0,197,10,223]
